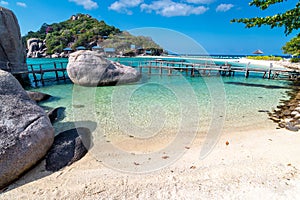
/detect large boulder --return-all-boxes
[0,7,27,74]
[0,70,54,189]
[67,50,141,86]
[45,127,92,172]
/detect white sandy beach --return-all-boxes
[1,125,300,199]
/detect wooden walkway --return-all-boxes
[138,60,300,80]
[2,59,299,87]
[11,61,69,86]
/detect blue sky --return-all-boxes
[0,0,297,55]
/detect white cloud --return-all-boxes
[69,0,98,10]
[0,1,9,6]
[16,2,27,8]
[109,0,143,15]
[216,3,234,12]
[141,0,208,17]
[185,0,214,4]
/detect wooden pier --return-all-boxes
[1,59,299,87]
[10,61,69,86]
[137,60,300,80]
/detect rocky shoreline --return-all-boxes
[269,81,300,131]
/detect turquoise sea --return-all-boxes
[27,57,292,141]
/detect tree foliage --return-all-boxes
[282,34,300,55]
[231,0,300,55]
[231,0,299,35]
[23,14,161,55]
[23,14,121,54]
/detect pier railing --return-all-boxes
[0,61,69,86]
[135,60,299,80]
[1,59,299,87]
[26,61,69,86]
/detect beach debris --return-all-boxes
[185,146,190,149]
[162,156,170,159]
[226,141,230,146]
[45,127,92,172]
[190,166,196,169]
[133,162,140,166]
[0,70,54,189]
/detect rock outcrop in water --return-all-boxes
[26,91,52,102]
[67,50,141,86]
[0,6,28,84]
[26,38,47,58]
[0,70,54,189]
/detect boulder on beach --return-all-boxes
[0,6,28,84]
[0,70,54,189]
[66,50,141,86]
[45,127,92,172]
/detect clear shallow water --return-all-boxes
[28,57,292,137]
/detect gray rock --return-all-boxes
[0,70,54,189]
[45,127,92,172]
[26,91,52,102]
[47,107,66,124]
[67,50,141,86]
[285,122,299,132]
[0,7,28,83]
[26,38,46,58]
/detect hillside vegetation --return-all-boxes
[23,14,162,55]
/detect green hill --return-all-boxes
[23,13,162,55]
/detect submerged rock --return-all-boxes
[47,107,66,124]
[67,50,141,86]
[45,127,92,172]
[26,91,52,102]
[0,70,54,189]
